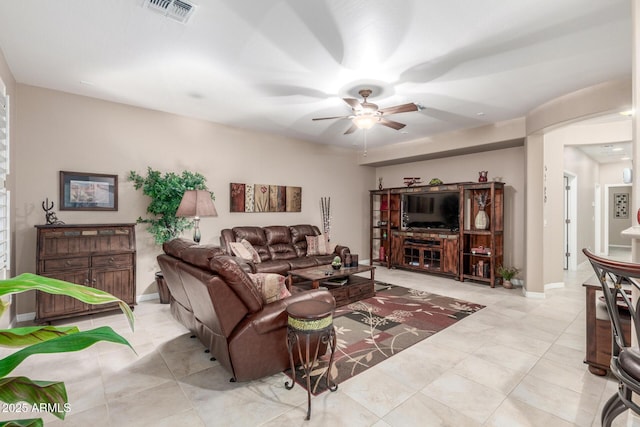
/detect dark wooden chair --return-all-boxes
[583,248,640,426]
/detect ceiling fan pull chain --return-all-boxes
[363,129,368,157]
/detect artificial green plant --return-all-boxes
[0,273,134,426]
[128,167,212,245]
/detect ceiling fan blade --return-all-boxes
[344,123,358,134]
[378,103,418,115]
[379,118,406,130]
[312,115,350,121]
[343,98,362,110]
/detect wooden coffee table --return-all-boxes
[287,264,376,306]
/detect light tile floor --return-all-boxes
[2,255,639,426]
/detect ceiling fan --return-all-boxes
[312,89,419,134]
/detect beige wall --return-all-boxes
[13,84,374,315]
[375,146,525,270]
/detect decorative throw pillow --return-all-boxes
[240,239,261,263]
[229,241,253,261]
[247,273,291,304]
[306,234,328,255]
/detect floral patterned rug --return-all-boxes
[285,283,485,395]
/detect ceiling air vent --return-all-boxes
[144,0,196,23]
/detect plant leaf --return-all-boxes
[0,377,67,420]
[0,418,44,426]
[0,273,134,331]
[0,326,80,347]
[0,326,133,378]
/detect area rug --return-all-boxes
[285,283,485,395]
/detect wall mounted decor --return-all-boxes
[614,193,629,219]
[230,183,301,212]
[60,171,117,211]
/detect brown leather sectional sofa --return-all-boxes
[157,238,335,382]
[220,224,350,274]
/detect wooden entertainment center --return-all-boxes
[370,181,504,286]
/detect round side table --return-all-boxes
[285,300,337,420]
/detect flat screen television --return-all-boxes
[402,192,459,231]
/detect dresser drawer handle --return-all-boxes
[65,260,72,266]
[109,257,115,263]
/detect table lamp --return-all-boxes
[175,190,217,243]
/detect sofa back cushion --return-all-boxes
[210,256,263,313]
[181,245,225,269]
[232,227,271,261]
[163,238,196,259]
[290,224,321,257]
[264,226,297,260]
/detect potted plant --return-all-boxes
[128,167,213,303]
[497,265,520,289]
[128,167,212,245]
[0,273,133,425]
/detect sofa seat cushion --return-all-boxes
[314,254,337,266]
[247,273,291,304]
[288,257,318,270]
[253,260,292,275]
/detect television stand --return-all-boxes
[392,231,459,277]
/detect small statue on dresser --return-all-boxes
[42,198,64,225]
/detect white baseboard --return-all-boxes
[523,289,546,299]
[545,282,565,290]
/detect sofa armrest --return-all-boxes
[250,289,335,335]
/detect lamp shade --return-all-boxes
[176,190,217,218]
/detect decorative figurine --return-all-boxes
[478,171,488,182]
[378,177,383,190]
[42,198,64,225]
[403,177,422,187]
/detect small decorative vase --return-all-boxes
[378,177,383,190]
[502,279,513,289]
[474,209,489,230]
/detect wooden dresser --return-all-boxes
[35,223,136,323]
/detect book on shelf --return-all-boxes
[322,277,348,287]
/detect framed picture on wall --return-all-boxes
[59,171,118,211]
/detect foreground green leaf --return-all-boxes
[0,419,43,426]
[0,326,133,378]
[0,273,134,331]
[0,377,67,420]
[0,326,80,348]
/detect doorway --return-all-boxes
[603,184,632,255]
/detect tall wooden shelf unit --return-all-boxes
[459,182,504,287]
[369,182,504,287]
[369,190,400,268]
[35,223,137,323]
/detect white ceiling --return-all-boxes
[0,0,632,151]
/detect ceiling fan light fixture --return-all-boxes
[353,115,379,130]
